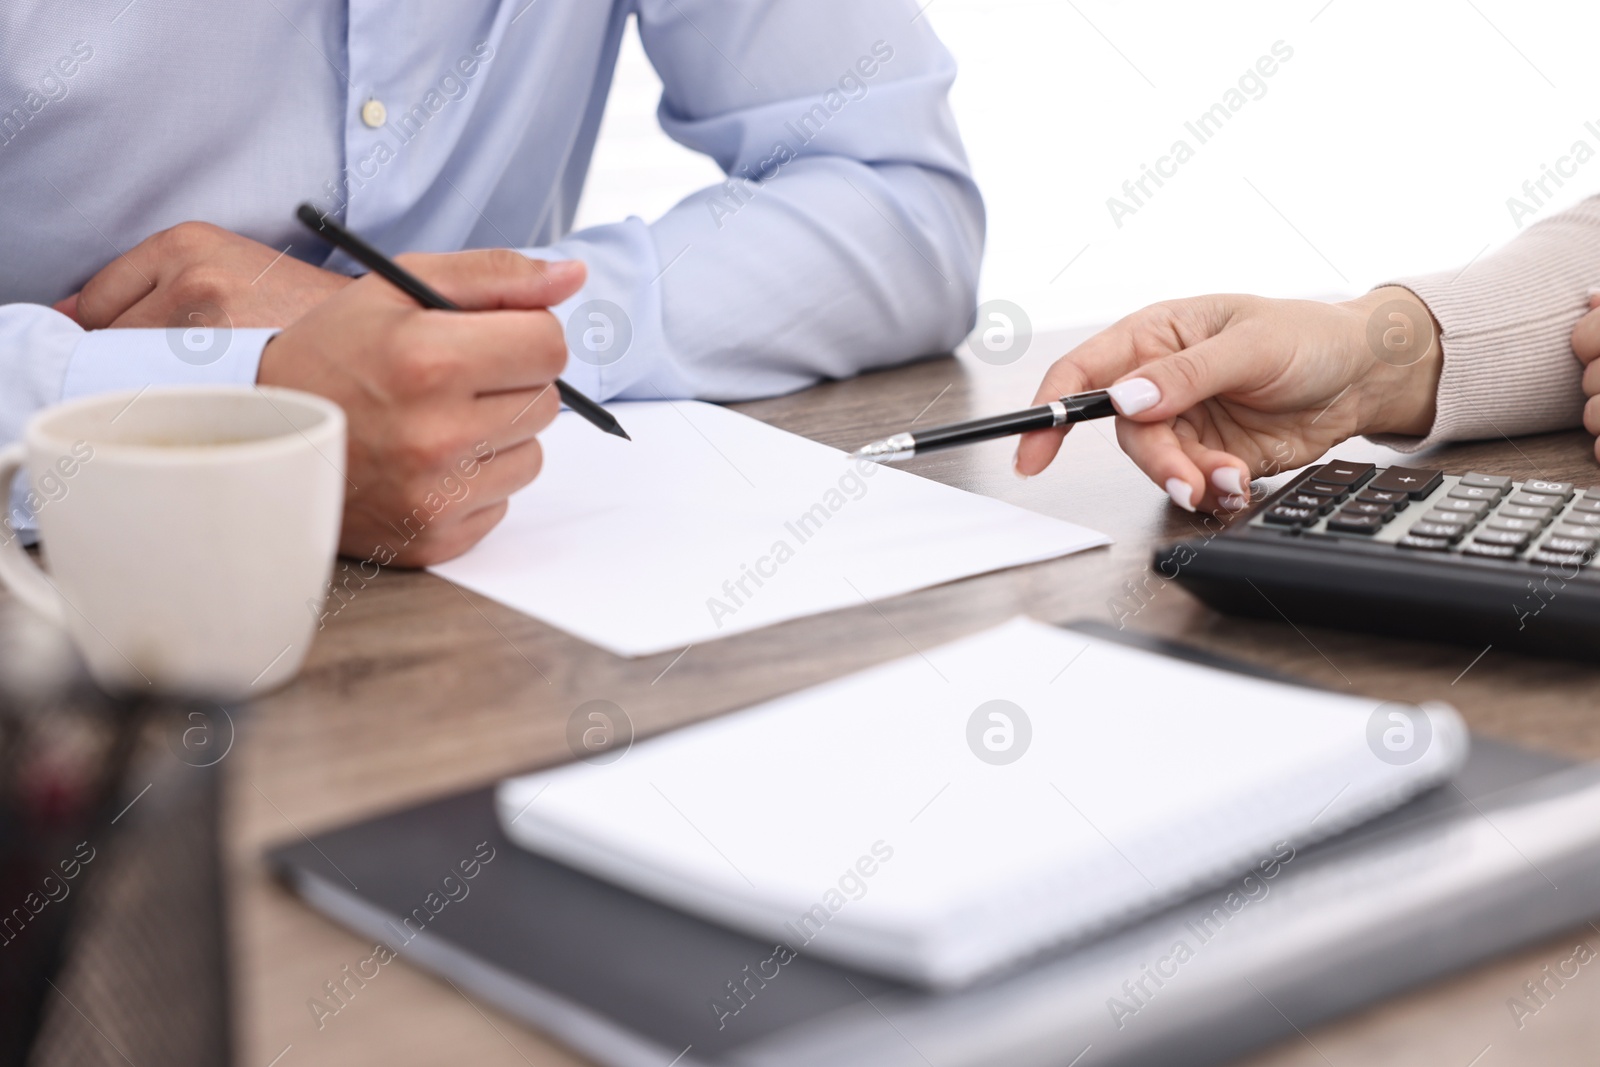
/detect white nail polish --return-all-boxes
[1220,493,1248,512]
[1012,448,1030,480]
[1211,467,1245,497]
[1165,477,1196,512]
[1589,286,1600,298]
[1107,377,1162,416]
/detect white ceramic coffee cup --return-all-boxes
[0,385,346,699]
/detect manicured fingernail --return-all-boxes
[1012,448,1031,480]
[1165,477,1196,512]
[1588,286,1600,297]
[1107,377,1161,416]
[1221,493,1248,512]
[1212,467,1245,497]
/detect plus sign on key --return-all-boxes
[1369,465,1444,499]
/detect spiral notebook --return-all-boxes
[496,617,1470,988]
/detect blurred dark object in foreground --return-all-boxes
[0,604,234,1067]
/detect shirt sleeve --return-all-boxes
[1366,196,1600,452]
[523,0,985,403]
[1,302,274,538]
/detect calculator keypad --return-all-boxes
[1250,461,1600,571]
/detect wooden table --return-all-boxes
[226,329,1600,1067]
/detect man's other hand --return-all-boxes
[58,221,352,329]
[257,249,587,567]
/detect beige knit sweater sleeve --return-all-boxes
[1366,195,1599,452]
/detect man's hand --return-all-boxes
[1573,289,1600,465]
[1015,288,1443,513]
[257,249,587,566]
[57,221,352,330]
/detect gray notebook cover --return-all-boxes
[270,626,1600,1067]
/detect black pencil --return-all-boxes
[296,203,629,441]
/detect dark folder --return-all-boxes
[269,626,1600,1067]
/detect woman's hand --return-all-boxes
[1573,288,1600,464]
[1015,287,1444,513]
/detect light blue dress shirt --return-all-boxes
[0,0,984,475]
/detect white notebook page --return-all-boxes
[498,618,1469,987]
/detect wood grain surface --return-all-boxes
[75,329,1600,1066]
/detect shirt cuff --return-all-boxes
[9,326,276,545]
[523,221,694,404]
[61,326,278,400]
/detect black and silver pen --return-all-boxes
[295,203,629,441]
[852,389,1117,463]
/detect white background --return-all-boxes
[574,0,1600,335]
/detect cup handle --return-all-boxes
[0,444,65,625]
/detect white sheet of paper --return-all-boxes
[496,618,1470,988]
[429,401,1109,657]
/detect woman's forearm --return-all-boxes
[1365,197,1600,451]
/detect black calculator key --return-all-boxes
[1486,516,1543,534]
[1313,461,1375,487]
[1299,481,1348,499]
[1343,501,1394,519]
[1460,472,1513,490]
[1409,521,1465,541]
[1541,536,1598,558]
[1435,497,1490,515]
[1368,466,1444,499]
[1585,488,1600,501]
[1327,510,1384,534]
[1508,491,1563,508]
[1422,509,1475,526]
[1496,503,1554,522]
[1450,484,1504,503]
[1523,480,1574,498]
[1572,498,1600,514]
[1474,528,1532,548]
[1282,492,1335,512]
[1463,542,1523,559]
[1357,489,1409,508]
[1397,534,1453,551]
[1265,505,1319,526]
[1561,510,1600,527]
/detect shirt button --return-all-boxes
[360,98,388,128]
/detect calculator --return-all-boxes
[1153,460,1600,659]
